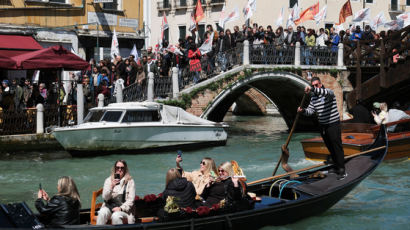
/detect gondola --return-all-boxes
[1,126,388,230]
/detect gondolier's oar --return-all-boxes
[272,93,307,176]
[250,145,386,185]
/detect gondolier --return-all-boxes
[297,77,347,180]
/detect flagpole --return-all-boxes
[362,0,365,29]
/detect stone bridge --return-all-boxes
[179,65,347,131]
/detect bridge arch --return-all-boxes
[201,71,317,130]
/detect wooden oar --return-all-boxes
[272,93,307,176]
[249,145,386,185]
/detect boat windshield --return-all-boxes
[83,110,105,123]
[101,111,123,122]
[121,110,161,122]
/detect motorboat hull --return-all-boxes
[53,124,227,156]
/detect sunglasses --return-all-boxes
[200,161,206,165]
[115,166,125,171]
[218,169,225,173]
[312,83,320,87]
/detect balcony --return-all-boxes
[388,4,406,13]
[175,0,188,9]
[157,1,171,11]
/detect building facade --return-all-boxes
[0,0,144,61]
[146,0,409,47]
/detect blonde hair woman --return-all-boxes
[162,168,197,209]
[35,176,81,226]
[176,156,218,196]
[97,160,136,225]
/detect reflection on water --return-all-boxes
[0,114,408,229]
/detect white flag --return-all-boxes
[166,44,183,56]
[130,44,138,58]
[314,5,327,25]
[286,3,300,28]
[110,28,120,60]
[243,0,257,20]
[199,32,214,55]
[218,4,226,29]
[384,19,404,30]
[397,12,410,27]
[370,11,387,31]
[352,8,371,23]
[221,7,240,28]
[334,24,344,34]
[276,7,284,27]
[189,12,196,32]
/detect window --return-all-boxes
[103,0,122,10]
[179,26,186,40]
[164,29,169,43]
[365,0,373,3]
[407,0,410,6]
[49,0,67,3]
[193,0,206,5]
[122,111,161,122]
[180,0,187,7]
[198,24,205,41]
[101,111,123,122]
[289,0,298,8]
[84,110,105,123]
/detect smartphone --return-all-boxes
[114,174,120,179]
[177,150,182,157]
[39,183,42,190]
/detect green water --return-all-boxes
[0,115,408,229]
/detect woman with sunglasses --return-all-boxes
[97,160,135,225]
[200,161,242,208]
[176,156,218,197]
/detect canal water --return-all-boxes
[0,114,408,229]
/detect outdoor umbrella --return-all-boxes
[12,45,89,70]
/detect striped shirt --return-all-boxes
[304,87,340,125]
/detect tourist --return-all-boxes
[162,168,198,209]
[22,78,33,109]
[39,83,48,102]
[187,41,201,84]
[387,102,410,132]
[372,102,388,125]
[297,77,347,180]
[176,155,218,196]
[285,26,297,47]
[201,161,242,208]
[97,160,135,225]
[349,100,371,124]
[35,176,81,226]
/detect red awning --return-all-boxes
[0,35,43,57]
[0,53,17,69]
[12,45,90,70]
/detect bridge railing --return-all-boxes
[249,44,295,65]
[300,45,338,66]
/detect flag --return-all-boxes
[161,12,169,41]
[294,1,319,25]
[199,32,214,55]
[384,19,404,30]
[110,28,119,60]
[337,0,352,25]
[194,0,204,23]
[276,7,284,27]
[130,44,138,59]
[218,3,226,29]
[221,7,240,29]
[397,12,410,27]
[314,5,327,25]
[370,11,387,31]
[352,8,371,23]
[334,24,344,33]
[286,3,300,28]
[167,44,183,56]
[189,12,197,32]
[243,0,257,20]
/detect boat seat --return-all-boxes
[254,196,284,209]
[90,188,128,225]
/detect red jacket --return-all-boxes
[188,49,201,72]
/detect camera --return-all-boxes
[114,174,120,179]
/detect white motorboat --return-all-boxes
[52,102,228,156]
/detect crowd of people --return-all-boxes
[35,157,254,227]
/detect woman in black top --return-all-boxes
[162,168,198,209]
[35,176,81,226]
[201,161,242,208]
